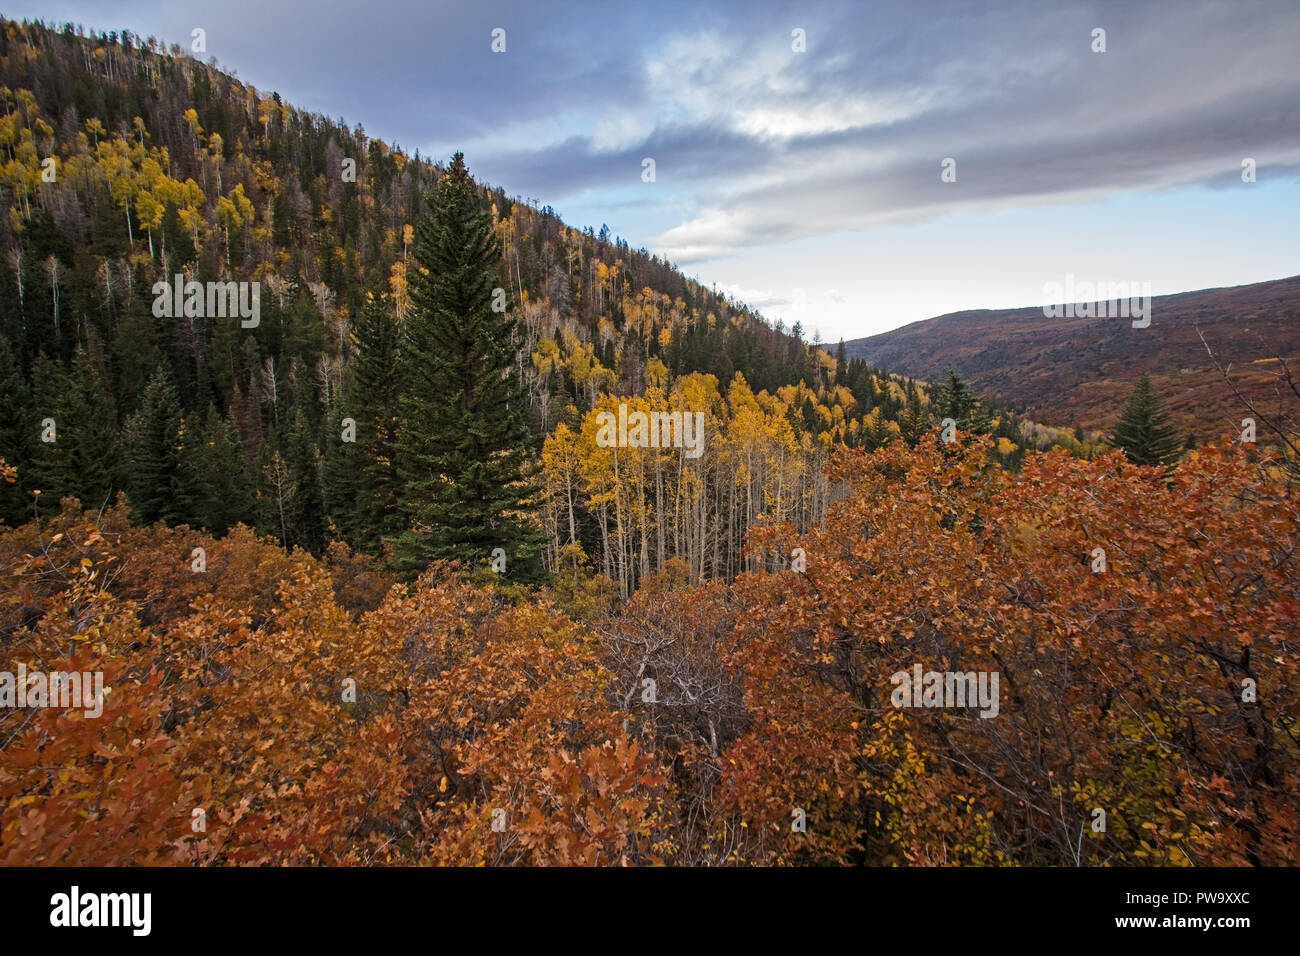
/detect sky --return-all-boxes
[7,0,1300,341]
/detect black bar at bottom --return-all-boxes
[0,864,1273,945]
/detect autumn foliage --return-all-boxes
[1,433,1296,865]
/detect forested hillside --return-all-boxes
[0,17,1039,592]
[2,17,1295,871]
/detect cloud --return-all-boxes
[23,0,1300,271]
[641,2,1300,260]
[713,283,791,313]
[347,0,1297,264]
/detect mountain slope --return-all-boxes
[0,17,953,590]
[844,275,1300,436]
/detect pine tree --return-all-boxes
[178,406,251,534]
[862,411,894,452]
[934,366,992,435]
[111,297,164,413]
[899,401,930,447]
[1108,373,1184,468]
[391,153,545,579]
[320,403,358,545]
[122,367,185,525]
[276,366,326,553]
[0,335,34,524]
[283,405,325,552]
[29,354,71,500]
[30,349,120,512]
[72,347,123,509]
[339,290,404,555]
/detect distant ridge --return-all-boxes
[844,275,1300,435]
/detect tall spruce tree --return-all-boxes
[391,153,545,579]
[31,348,120,512]
[863,411,895,451]
[29,354,71,500]
[338,290,404,555]
[899,401,930,447]
[320,403,359,545]
[122,367,185,525]
[935,366,993,435]
[1108,373,1183,468]
[0,335,34,524]
[178,406,252,535]
[283,404,326,552]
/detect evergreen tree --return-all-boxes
[899,401,930,447]
[800,395,820,433]
[30,349,120,511]
[0,335,34,524]
[320,403,358,545]
[28,354,71,499]
[264,365,327,553]
[122,367,185,524]
[863,412,895,452]
[391,153,545,580]
[339,290,403,554]
[283,405,326,552]
[1108,373,1183,468]
[934,366,992,435]
[112,297,165,415]
[178,405,252,534]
